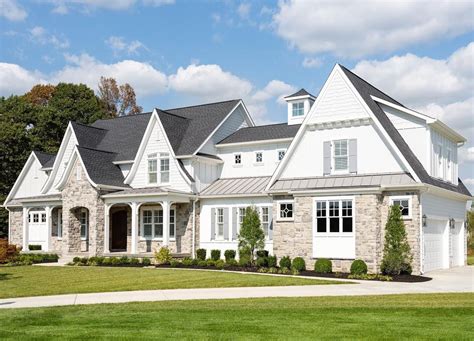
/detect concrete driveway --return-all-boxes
[0,266,472,309]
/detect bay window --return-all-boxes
[315,199,353,234]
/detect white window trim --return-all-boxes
[159,153,170,185]
[147,153,158,185]
[233,153,243,167]
[57,208,63,240]
[389,195,412,220]
[446,147,452,182]
[277,200,294,222]
[332,139,349,174]
[140,206,176,241]
[259,206,272,240]
[291,101,305,117]
[254,151,264,166]
[215,207,225,240]
[313,197,355,236]
[277,149,286,163]
[80,208,88,241]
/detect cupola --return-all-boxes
[284,88,316,125]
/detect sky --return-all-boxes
[0,0,473,190]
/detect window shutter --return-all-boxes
[323,141,331,175]
[349,139,357,173]
[232,207,237,240]
[210,208,215,240]
[223,208,229,240]
[268,206,273,240]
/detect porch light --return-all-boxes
[422,214,427,227]
[449,218,455,229]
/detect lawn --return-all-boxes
[0,266,339,298]
[468,255,474,266]
[0,294,472,339]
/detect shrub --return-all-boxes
[119,256,130,265]
[87,256,99,266]
[155,246,173,265]
[291,269,300,276]
[238,255,251,267]
[0,239,20,264]
[401,262,412,275]
[206,259,216,267]
[267,255,277,268]
[381,205,413,275]
[224,249,236,262]
[182,257,193,266]
[258,267,268,273]
[79,257,89,266]
[238,206,265,265]
[239,246,251,258]
[314,258,332,273]
[348,274,392,281]
[191,259,199,266]
[96,257,105,265]
[197,260,207,267]
[268,267,278,274]
[256,256,268,268]
[215,259,225,269]
[129,258,140,265]
[226,259,238,266]
[256,250,269,258]
[17,253,58,265]
[170,260,181,267]
[210,249,221,261]
[28,244,42,251]
[141,258,151,266]
[279,256,291,269]
[292,257,306,271]
[279,267,290,274]
[110,257,121,266]
[350,259,368,275]
[72,256,81,264]
[102,257,112,266]
[196,248,207,261]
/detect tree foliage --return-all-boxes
[98,77,142,117]
[380,205,413,275]
[467,208,474,253]
[238,206,265,264]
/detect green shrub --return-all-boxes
[72,256,81,264]
[197,260,207,267]
[196,248,207,261]
[102,257,112,266]
[141,258,151,266]
[170,259,181,267]
[238,255,251,267]
[239,246,251,258]
[182,257,193,266]
[28,244,42,251]
[129,257,140,265]
[226,259,238,266]
[206,259,216,267]
[268,267,278,274]
[215,259,225,269]
[258,267,268,273]
[0,239,20,264]
[224,249,236,262]
[79,257,89,266]
[110,257,121,266]
[279,267,290,274]
[291,269,300,276]
[16,253,58,265]
[292,257,306,271]
[87,256,99,266]
[348,274,392,281]
[96,257,105,265]
[267,255,277,268]
[119,256,130,265]
[314,258,332,273]
[279,256,291,269]
[191,258,199,266]
[155,246,172,265]
[238,206,265,265]
[256,250,269,258]
[256,256,268,268]
[210,249,221,261]
[350,259,368,275]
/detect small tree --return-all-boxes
[238,206,265,264]
[381,205,413,275]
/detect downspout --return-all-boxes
[192,199,197,259]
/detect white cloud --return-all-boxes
[0,63,45,96]
[29,26,70,49]
[46,0,174,13]
[464,178,474,186]
[142,0,175,6]
[0,0,27,21]
[105,36,147,55]
[273,0,474,58]
[237,3,251,19]
[302,57,322,69]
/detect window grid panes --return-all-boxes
[279,202,293,219]
[33,214,39,223]
[235,154,241,164]
[292,102,304,117]
[80,210,88,238]
[316,199,353,234]
[256,152,263,163]
[278,150,285,161]
[142,208,176,239]
[170,210,175,238]
[154,210,163,238]
[58,209,63,237]
[261,207,269,237]
[160,156,169,183]
[41,213,46,223]
[148,155,157,184]
[333,140,348,171]
[392,199,410,217]
[217,208,224,238]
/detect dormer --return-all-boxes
[285,88,316,125]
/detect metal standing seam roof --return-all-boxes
[200,177,271,196]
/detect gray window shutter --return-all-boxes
[349,139,357,173]
[232,207,237,240]
[223,208,229,240]
[268,206,273,240]
[210,208,215,240]
[323,141,331,175]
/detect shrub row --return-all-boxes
[313,258,369,275]
[71,256,151,267]
[17,253,59,265]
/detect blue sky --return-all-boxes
[0,0,473,189]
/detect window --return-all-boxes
[148,154,157,184]
[160,153,170,183]
[234,154,241,165]
[170,209,175,239]
[333,140,348,171]
[255,152,263,163]
[278,201,293,220]
[238,207,246,227]
[41,213,46,223]
[141,207,176,239]
[292,102,304,117]
[154,210,163,238]
[391,197,411,218]
[33,214,39,223]
[80,209,88,239]
[261,207,270,238]
[57,209,63,239]
[278,150,286,161]
[315,199,353,234]
[142,210,153,237]
[216,208,224,239]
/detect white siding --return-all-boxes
[48,132,77,194]
[218,142,291,178]
[130,118,191,192]
[430,128,458,184]
[281,124,405,179]
[422,193,466,220]
[193,160,221,192]
[13,157,49,199]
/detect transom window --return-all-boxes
[315,199,353,234]
[333,140,348,171]
[292,102,304,117]
[80,209,88,239]
[278,201,293,220]
[141,208,176,239]
[235,154,241,164]
[278,150,286,161]
[148,153,157,184]
[390,197,411,218]
[255,152,263,163]
[216,208,224,239]
[160,153,170,183]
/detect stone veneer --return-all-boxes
[272,191,421,274]
[8,207,23,247]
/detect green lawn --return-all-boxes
[468,255,474,265]
[0,266,339,298]
[0,294,472,339]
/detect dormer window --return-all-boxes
[292,102,304,117]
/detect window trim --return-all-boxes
[291,101,305,117]
[159,153,170,184]
[233,153,242,167]
[446,147,452,182]
[215,207,225,240]
[57,208,63,240]
[332,139,349,174]
[314,197,355,236]
[277,200,294,222]
[259,206,272,240]
[79,208,88,240]
[390,196,412,220]
[147,153,158,184]
[140,205,176,240]
[277,149,286,162]
[436,143,443,179]
[255,151,263,164]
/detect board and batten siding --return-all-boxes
[194,159,221,192]
[129,118,191,192]
[13,157,49,199]
[421,193,466,220]
[48,132,77,194]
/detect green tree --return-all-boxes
[467,208,474,253]
[238,206,265,264]
[381,205,413,275]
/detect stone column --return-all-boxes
[104,204,110,254]
[22,207,29,251]
[162,200,170,246]
[131,202,138,254]
[45,206,52,252]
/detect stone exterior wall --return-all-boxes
[50,206,63,253]
[8,207,23,247]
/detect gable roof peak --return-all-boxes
[284,88,315,99]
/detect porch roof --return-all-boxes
[101,186,195,199]
[6,194,62,206]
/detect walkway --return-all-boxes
[0,266,472,309]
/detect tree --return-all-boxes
[97,76,142,117]
[238,206,265,264]
[467,208,474,254]
[380,205,413,275]
[25,84,55,106]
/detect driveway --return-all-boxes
[0,266,472,309]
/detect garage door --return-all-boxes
[423,219,447,273]
[450,222,464,267]
[28,211,48,250]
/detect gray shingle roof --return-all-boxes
[339,65,471,197]
[284,88,315,98]
[200,177,271,196]
[42,155,56,169]
[218,123,300,145]
[33,151,55,167]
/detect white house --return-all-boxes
[4,64,471,274]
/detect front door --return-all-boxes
[111,210,128,251]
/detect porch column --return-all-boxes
[131,202,138,254]
[22,207,29,251]
[162,200,170,246]
[45,206,52,252]
[104,204,110,254]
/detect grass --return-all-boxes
[0,266,340,298]
[468,255,474,265]
[0,294,472,339]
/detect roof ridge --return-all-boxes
[238,122,295,129]
[165,99,240,111]
[92,112,153,123]
[72,121,107,130]
[156,108,189,120]
[76,145,117,155]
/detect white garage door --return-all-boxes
[423,219,447,273]
[28,211,48,250]
[450,222,464,267]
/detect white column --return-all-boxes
[162,200,170,246]
[45,206,52,252]
[131,202,138,254]
[22,207,29,251]
[104,204,110,254]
